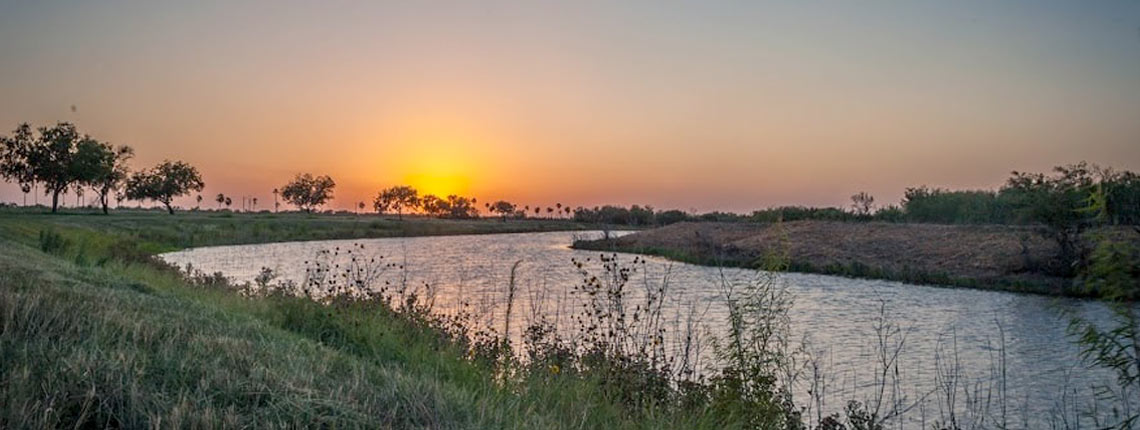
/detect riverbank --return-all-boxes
[0,208,595,252]
[573,220,1140,296]
[0,212,718,428]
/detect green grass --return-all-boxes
[0,207,594,252]
[0,210,726,429]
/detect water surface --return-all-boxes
[161,230,1116,428]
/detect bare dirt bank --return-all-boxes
[574,221,1138,295]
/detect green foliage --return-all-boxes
[279,173,335,213]
[901,187,1013,224]
[0,122,122,213]
[572,205,657,225]
[1068,234,1140,428]
[124,160,204,214]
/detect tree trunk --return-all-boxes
[164,200,175,215]
[51,189,61,213]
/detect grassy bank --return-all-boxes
[0,211,723,429]
[571,221,1140,297]
[0,207,593,252]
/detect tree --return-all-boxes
[1001,163,1098,274]
[851,192,875,216]
[373,185,419,219]
[1,124,36,205]
[445,195,478,218]
[124,160,205,214]
[82,141,133,214]
[20,183,31,206]
[0,122,108,213]
[357,201,365,214]
[252,197,259,211]
[195,194,203,210]
[420,194,445,216]
[272,188,280,212]
[215,193,225,209]
[224,197,232,209]
[280,173,335,213]
[489,200,517,221]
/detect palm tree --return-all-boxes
[546,207,553,219]
[224,197,232,210]
[196,194,203,210]
[20,184,30,206]
[252,197,259,211]
[357,201,365,214]
[215,193,225,209]
[556,203,562,218]
[534,206,541,217]
[272,188,280,213]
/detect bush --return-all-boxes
[38,229,69,255]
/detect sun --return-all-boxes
[399,139,477,197]
[405,172,471,197]
[380,114,500,198]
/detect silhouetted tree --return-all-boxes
[0,122,110,213]
[124,160,205,214]
[252,197,259,211]
[280,173,335,213]
[421,194,444,216]
[215,193,225,209]
[272,188,279,212]
[224,197,232,209]
[84,142,133,214]
[851,192,875,216]
[20,183,30,206]
[444,195,479,219]
[195,194,202,210]
[489,200,517,221]
[373,185,419,219]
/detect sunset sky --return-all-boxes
[1,1,1138,212]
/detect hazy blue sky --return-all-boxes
[1,1,1138,211]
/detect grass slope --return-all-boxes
[0,211,719,429]
[574,221,1139,296]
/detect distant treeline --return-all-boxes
[573,162,1140,227]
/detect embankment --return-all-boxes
[574,221,1139,295]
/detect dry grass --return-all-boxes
[579,221,1140,294]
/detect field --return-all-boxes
[575,220,1140,295]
